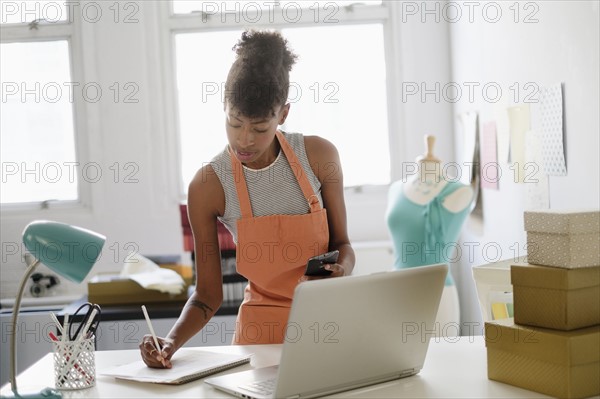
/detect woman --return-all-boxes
[140,30,355,368]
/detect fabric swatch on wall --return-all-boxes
[539,83,567,176]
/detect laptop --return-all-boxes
[205,263,448,399]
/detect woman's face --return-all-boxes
[225,103,289,169]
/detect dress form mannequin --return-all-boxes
[386,135,474,336]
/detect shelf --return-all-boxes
[221,249,236,258]
[59,295,241,321]
[222,273,247,284]
[221,300,243,310]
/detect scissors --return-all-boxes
[68,302,102,341]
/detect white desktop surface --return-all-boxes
[1,336,550,398]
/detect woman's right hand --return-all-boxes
[139,335,175,368]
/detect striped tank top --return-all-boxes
[210,131,323,243]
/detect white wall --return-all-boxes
[448,1,600,331]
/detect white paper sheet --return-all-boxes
[457,111,479,185]
[120,253,185,294]
[507,105,531,184]
[524,129,550,210]
[480,121,499,190]
[539,83,567,175]
[494,102,511,164]
[100,349,252,385]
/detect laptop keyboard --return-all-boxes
[239,378,277,396]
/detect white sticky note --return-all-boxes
[507,105,531,184]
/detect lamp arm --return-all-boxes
[9,257,40,394]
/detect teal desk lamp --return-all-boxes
[3,221,105,399]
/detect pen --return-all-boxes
[141,305,166,367]
[62,313,69,343]
[50,312,64,335]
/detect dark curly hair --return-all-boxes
[224,30,297,119]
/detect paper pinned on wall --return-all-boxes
[507,105,531,184]
[494,102,511,164]
[457,111,479,186]
[524,129,550,210]
[480,121,499,190]
[539,83,567,176]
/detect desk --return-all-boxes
[1,337,551,398]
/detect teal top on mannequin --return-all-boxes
[385,136,474,286]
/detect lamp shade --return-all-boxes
[22,220,106,283]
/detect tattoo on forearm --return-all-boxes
[188,300,213,319]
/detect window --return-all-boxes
[175,30,240,189]
[279,24,389,186]
[165,1,390,192]
[172,0,383,15]
[0,0,81,205]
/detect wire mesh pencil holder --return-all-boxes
[52,336,96,390]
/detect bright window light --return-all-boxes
[281,24,389,187]
[175,30,241,191]
[0,40,78,204]
[175,23,389,191]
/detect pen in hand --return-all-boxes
[141,305,167,368]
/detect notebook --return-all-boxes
[204,264,448,399]
[100,348,251,385]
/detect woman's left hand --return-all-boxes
[299,263,345,282]
[323,262,345,277]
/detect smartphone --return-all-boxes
[304,250,339,276]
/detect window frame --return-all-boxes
[0,7,92,212]
[157,1,404,197]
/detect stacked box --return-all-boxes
[485,319,600,399]
[485,209,600,398]
[515,210,600,330]
[524,210,599,268]
[511,263,600,330]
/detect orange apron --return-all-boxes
[229,131,329,344]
